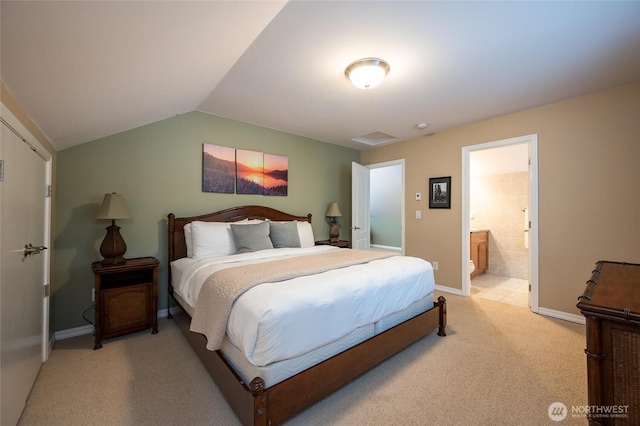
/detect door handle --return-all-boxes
[352,226,361,230]
[24,244,47,258]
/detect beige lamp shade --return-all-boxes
[325,202,342,218]
[96,193,132,220]
[96,193,131,264]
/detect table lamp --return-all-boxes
[96,193,132,264]
[325,202,343,242]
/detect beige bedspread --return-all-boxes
[190,249,394,351]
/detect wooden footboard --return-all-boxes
[171,296,446,426]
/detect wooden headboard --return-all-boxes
[167,205,312,291]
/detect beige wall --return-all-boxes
[362,83,640,316]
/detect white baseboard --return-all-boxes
[432,286,585,325]
[52,307,176,344]
[537,307,585,325]
[54,324,94,341]
[370,244,402,253]
[434,284,463,296]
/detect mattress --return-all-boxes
[221,324,375,388]
[220,295,434,388]
[171,246,435,367]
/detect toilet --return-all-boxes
[469,259,475,275]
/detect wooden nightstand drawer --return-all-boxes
[103,283,151,337]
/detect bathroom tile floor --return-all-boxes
[471,273,529,308]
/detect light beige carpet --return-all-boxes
[18,292,588,425]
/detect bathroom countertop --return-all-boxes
[470,229,490,233]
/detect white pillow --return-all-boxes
[296,221,315,248]
[184,223,193,258]
[189,219,263,258]
[190,221,235,258]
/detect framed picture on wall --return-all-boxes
[429,176,451,209]
[263,153,288,196]
[202,143,235,193]
[236,149,264,195]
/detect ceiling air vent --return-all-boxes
[352,131,398,146]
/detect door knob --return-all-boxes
[24,244,47,257]
[352,226,361,230]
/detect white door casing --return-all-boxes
[351,162,370,250]
[1,106,51,426]
[527,138,539,311]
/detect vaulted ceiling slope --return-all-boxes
[2,1,639,151]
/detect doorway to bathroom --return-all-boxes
[461,135,539,312]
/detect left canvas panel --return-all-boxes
[202,143,236,193]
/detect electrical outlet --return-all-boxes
[432,261,439,270]
[92,288,95,302]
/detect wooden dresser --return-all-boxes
[577,261,639,425]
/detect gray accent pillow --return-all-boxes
[270,221,301,248]
[230,222,274,253]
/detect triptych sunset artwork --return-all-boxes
[202,143,288,196]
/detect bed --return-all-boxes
[167,205,446,426]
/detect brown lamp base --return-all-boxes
[329,218,340,243]
[100,220,127,264]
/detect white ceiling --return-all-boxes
[2,1,639,151]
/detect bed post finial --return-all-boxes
[437,296,447,336]
[250,377,267,424]
[249,377,265,395]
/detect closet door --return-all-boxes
[1,119,47,426]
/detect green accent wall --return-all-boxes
[53,112,359,332]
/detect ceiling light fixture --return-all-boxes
[345,58,390,90]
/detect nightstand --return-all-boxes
[315,239,351,248]
[91,257,159,349]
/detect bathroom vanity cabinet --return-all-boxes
[470,230,489,278]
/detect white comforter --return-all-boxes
[171,246,435,367]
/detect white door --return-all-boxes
[351,162,370,250]
[1,118,48,426]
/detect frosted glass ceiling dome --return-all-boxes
[345,58,390,89]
